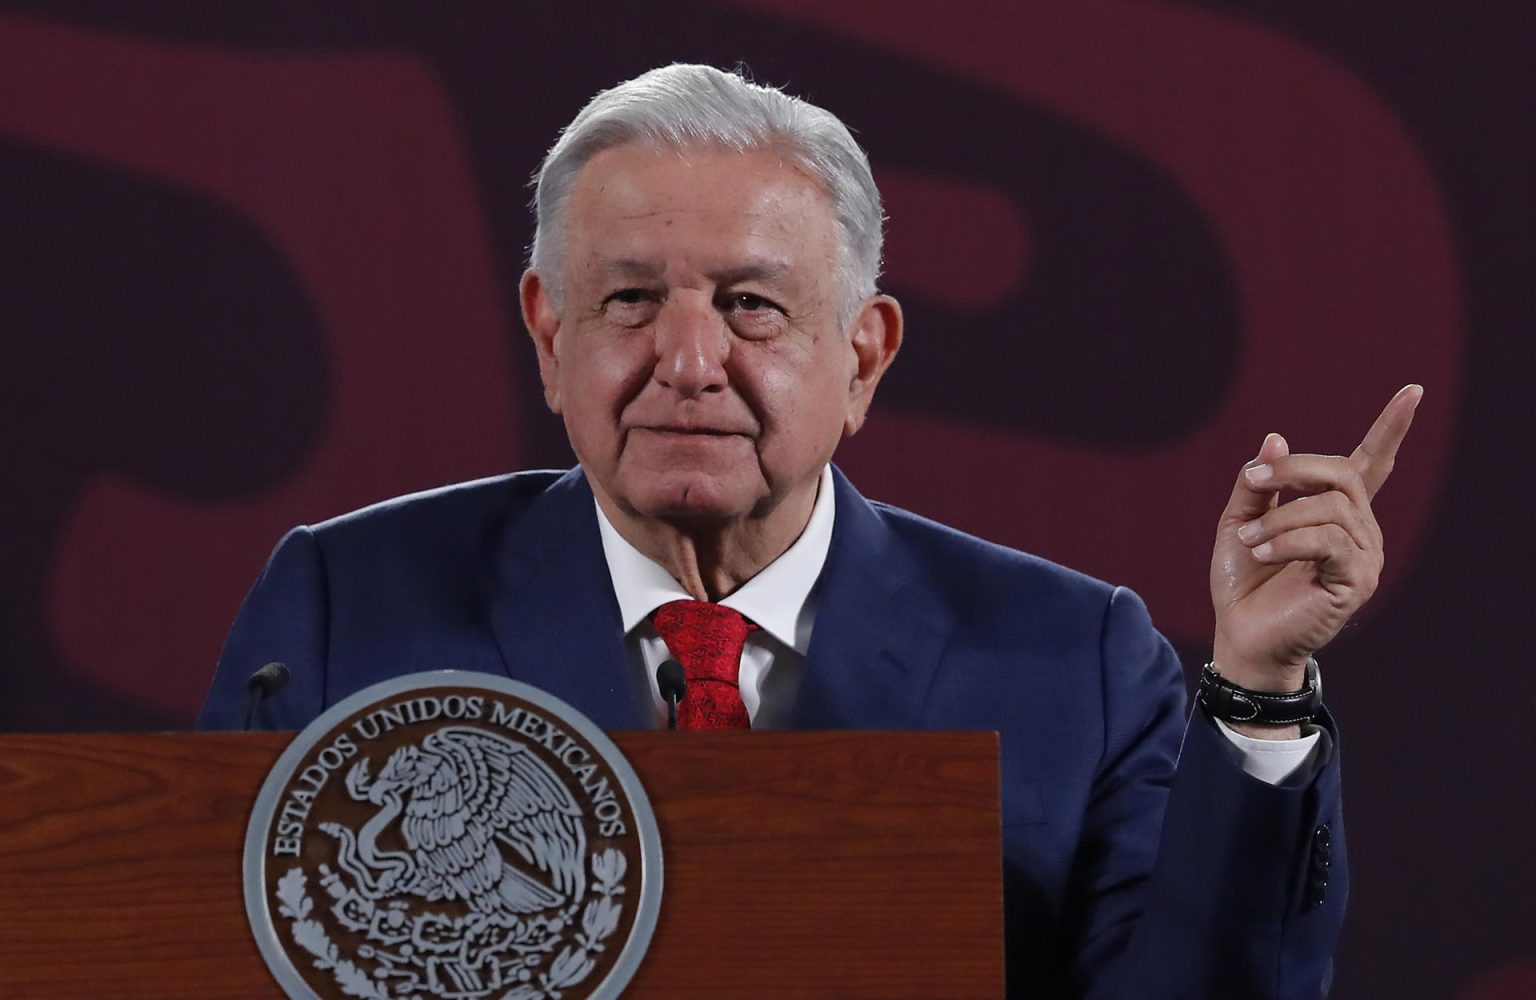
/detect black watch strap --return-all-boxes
[1197,659,1322,726]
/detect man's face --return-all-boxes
[523,143,898,530]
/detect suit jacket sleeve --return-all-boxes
[1068,586,1346,1000]
[197,526,329,730]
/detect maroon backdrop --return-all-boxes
[0,2,1528,996]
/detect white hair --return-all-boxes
[529,64,884,325]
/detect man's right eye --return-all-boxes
[600,289,661,326]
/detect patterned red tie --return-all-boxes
[651,600,758,731]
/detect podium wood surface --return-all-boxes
[0,731,1002,999]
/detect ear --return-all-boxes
[843,294,903,436]
[520,268,564,413]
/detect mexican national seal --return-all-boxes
[244,672,662,1000]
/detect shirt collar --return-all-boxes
[594,464,835,655]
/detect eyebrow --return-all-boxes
[597,259,663,281]
[593,259,796,286]
[708,262,794,286]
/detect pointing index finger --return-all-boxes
[1352,384,1423,498]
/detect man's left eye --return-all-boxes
[727,293,779,313]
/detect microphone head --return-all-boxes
[246,661,291,697]
[656,659,687,702]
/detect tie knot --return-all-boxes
[651,600,757,671]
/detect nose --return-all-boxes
[653,295,728,398]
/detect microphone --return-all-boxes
[242,661,291,731]
[656,659,686,731]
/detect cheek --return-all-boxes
[751,353,851,450]
[564,334,654,411]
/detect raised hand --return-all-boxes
[1210,385,1423,699]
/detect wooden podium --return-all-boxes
[0,731,1003,999]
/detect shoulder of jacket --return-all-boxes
[864,498,1118,603]
[300,470,571,543]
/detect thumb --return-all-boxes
[1222,432,1290,522]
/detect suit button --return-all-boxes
[1306,825,1334,911]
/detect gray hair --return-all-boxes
[529,64,884,325]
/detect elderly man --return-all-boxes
[201,64,1420,997]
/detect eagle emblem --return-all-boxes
[326,726,589,917]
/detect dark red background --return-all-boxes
[0,3,1528,996]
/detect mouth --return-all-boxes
[634,425,748,437]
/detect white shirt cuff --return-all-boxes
[1214,717,1323,785]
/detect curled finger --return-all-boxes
[1237,490,1381,553]
[1245,454,1371,508]
[1252,523,1380,589]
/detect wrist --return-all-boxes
[1210,638,1309,692]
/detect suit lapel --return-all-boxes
[793,468,953,729]
[486,468,649,731]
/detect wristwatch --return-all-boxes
[1197,659,1322,727]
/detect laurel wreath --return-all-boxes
[274,847,628,1000]
[276,868,390,1000]
[506,847,627,1000]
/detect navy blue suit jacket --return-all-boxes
[200,466,1346,999]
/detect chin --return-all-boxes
[624,474,765,524]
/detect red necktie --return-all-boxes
[651,600,758,731]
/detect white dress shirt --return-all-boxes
[594,465,1319,784]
